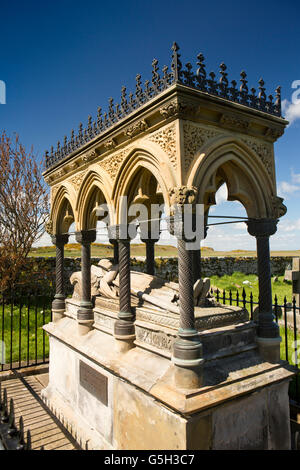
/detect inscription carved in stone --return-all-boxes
[136,327,173,352]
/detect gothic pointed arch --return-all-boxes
[76,169,114,230]
[51,184,77,234]
[113,148,176,224]
[187,137,277,218]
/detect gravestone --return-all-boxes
[284,258,300,308]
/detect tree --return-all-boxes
[0,131,49,293]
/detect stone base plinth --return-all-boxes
[42,316,294,450]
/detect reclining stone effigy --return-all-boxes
[70,259,214,314]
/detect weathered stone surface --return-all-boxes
[268,381,291,449]
[113,379,187,450]
[211,388,269,449]
[42,317,294,450]
[211,381,291,450]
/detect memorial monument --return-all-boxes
[42,44,294,449]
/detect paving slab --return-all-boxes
[0,371,78,450]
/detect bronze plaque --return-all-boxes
[79,361,108,406]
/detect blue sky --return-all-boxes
[1,0,299,251]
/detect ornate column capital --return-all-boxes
[271,196,287,219]
[51,233,69,246]
[168,186,204,243]
[246,218,278,238]
[75,230,96,245]
[169,186,198,212]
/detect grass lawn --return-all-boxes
[210,272,292,305]
[280,324,300,401]
[210,274,299,364]
[0,296,51,368]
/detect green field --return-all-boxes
[0,297,51,368]
[210,272,292,305]
[30,243,300,259]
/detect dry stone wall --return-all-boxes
[21,256,292,295]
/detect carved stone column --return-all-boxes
[144,239,156,275]
[247,218,280,362]
[192,249,201,284]
[169,186,204,389]
[140,218,160,276]
[192,227,208,283]
[75,230,97,335]
[109,225,135,348]
[51,234,69,322]
[140,228,159,276]
[109,238,119,265]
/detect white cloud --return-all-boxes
[278,218,300,233]
[291,170,300,184]
[282,99,300,125]
[277,180,300,197]
[215,183,228,205]
[233,222,247,230]
[277,169,300,199]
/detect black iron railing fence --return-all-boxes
[0,294,53,372]
[0,289,299,400]
[0,383,33,450]
[212,287,300,401]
